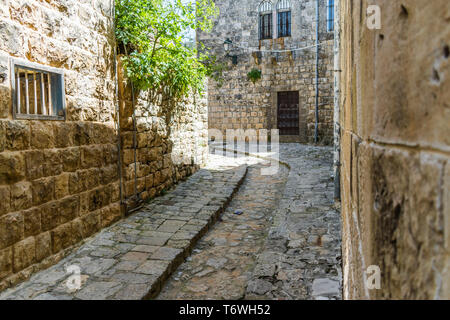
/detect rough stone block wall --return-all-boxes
[198,0,334,144]
[0,0,208,291]
[117,65,208,202]
[339,0,450,299]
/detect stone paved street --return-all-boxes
[0,144,342,300]
[158,144,342,300]
[157,161,289,299]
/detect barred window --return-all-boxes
[327,0,335,32]
[11,59,65,120]
[277,0,291,37]
[259,1,273,40]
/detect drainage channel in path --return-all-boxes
[157,161,290,300]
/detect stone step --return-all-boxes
[0,163,248,300]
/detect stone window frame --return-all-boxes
[10,58,66,121]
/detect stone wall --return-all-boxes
[0,0,207,291]
[338,0,450,299]
[198,0,334,144]
[117,64,208,203]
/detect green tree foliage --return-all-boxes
[247,68,262,84]
[115,0,219,104]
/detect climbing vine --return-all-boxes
[115,0,219,120]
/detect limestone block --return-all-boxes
[88,187,110,212]
[53,123,74,148]
[68,172,80,194]
[0,211,24,250]
[100,164,118,185]
[0,21,25,56]
[70,217,84,245]
[23,207,41,238]
[42,149,62,177]
[0,185,11,216]
[0,85,10,119]
[81,145,103,169]
[13,237,35,272]
[102,144,118,165]
[55,173,70,199]
[30,121,55,149]
[4,120,30,151]
[101,203,121,228]
[78,168,100,191]
[32,177,55,206]
[41,201,61,232]
[0,247,12,280]
[11,181,33,211]
[25,150,44,180]
[50,223,73,253]
[35,232,51,262]
[81,210,101,238]
[59,196,79,225]
[60,147,80,172]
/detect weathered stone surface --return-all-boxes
[32,177,55,206]
[13,237,35,272]
[23,207,41,238]
[312,278,340,297]
[0,152,25,184]
[0,247,13,279]
[0,212,24,249]
[339,0,450,300]
[30,122,54,149]
[4,120,30,151]
[35,232,51,262]
[0,186,11,216]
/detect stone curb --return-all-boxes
[143,166,249,299]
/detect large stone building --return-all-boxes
[338,0,450,299]
[199,0,335,144]
[0,0,207,291]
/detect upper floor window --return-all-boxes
[277,0,291,37]
[327,0,335,32]
[259,1,273,40]
[11,59,65,120]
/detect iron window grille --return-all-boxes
[259,1,273,40]
[327,0,335,32]
[278,11,291,37]
[276,0,291,38]
[11,59,65,120]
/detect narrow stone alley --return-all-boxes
[0,144,341,300]
[157,162,289,299]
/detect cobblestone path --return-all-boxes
[158,144,342,300]
[246,145,342,300]
[157,162,289,299]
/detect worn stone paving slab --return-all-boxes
[246,144,342,300]
[0,154,249,300]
